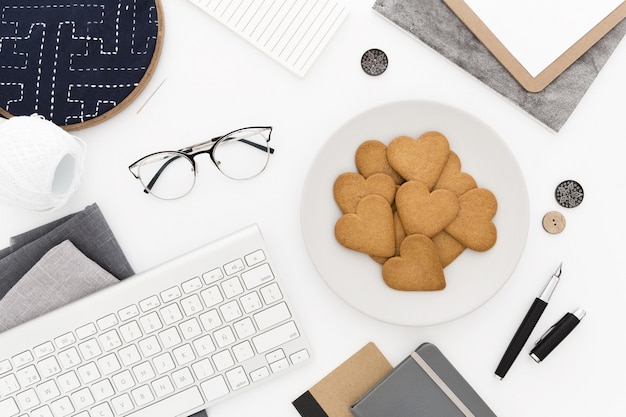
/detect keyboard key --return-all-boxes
[199,309,222,331]
[57,371,80,393]
[33,341,55,358]
[0,398,19,417]
[202,268,224,284]
[75,324,97,340]
[153,353,175,374]
[97,354,121,376]
[244,249,266,266]
[290,349,311,364]
[158,327,182,349]
[12,350,34,367]
[253,302,291,330]
[151,376,174,398]
[160,304,184,325]
[219,300,243,322]
[250,367,270,382]
[131,385,154,406]
[16,364,41,387]
[212,350,234,371]
[58,348,81,369]
[132,362,156,384]
[139,295,161,312]
[160,286,182,303]
[172,367,194,389]
[16,387,40,410]
[260,282,283,304]
[181,294,203,316]
[200,376,230,402]
[179,318,202,340]
[78,339,102,360]
[200,286,223,308]
[173,344,195,366]
[213,327,236,348]
[111,392,134,414]
[192,335,216,357]
[0,359,12,375]
[241,264,274,289]
[232,341,254,362]
[181,277,203,294]
[252,321,300,353]
[0,374,20,396]
[54,333,76,349]
[92,379,115,401]
[126,386,204,417]
[224,258,245,276]
[138,336,162,358]
[118,345,142,367]
[119,321,143,343]
[51,396,74,417]
[112,370,135,391]
[76,363,100,384]
[191,359,214,380]
[96,314,118,331]
[240,291,263,313]
[69,387,94,410]
[118,305,140,321]
[139,312,163,334]
[32,405,54,417]
[37,357,61,378]
[225,366,249,390]
[36,380,61,402]
[221,277,244,298]
[90,403,113,417]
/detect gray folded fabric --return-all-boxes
[0,203,134,300]
[373,0,626,131]
[0,240,119,332]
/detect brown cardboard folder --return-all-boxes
[443,0,626,92]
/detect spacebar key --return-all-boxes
[126,387,204,417]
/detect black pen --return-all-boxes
[530,308,585,362]
[495,263,562,379]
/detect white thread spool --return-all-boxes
[0,115,86,211]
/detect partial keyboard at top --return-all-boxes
[0,224,311,417]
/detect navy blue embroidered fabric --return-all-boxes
[0,0,162,129]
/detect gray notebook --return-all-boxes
[350,343,496,417]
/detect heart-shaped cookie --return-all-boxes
[371,211,406,264]
[445,188,497,251]
[333,172,397,214]
[334,194,395,257]
[395,181,459,237]
[386,132,450,189]
[431,231,465,268]
[433,151,477,197]
[355,140,404,184]
[382,234,446,291]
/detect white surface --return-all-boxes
[1,0,625,416]
[464,0,624,76]
[301,100,529,326]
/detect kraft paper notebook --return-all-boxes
[443,0,626,92]
[350,343,497,417]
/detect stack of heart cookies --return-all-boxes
[333,131,497,291]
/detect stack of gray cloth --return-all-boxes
[0,203,207,417]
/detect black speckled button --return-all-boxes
[542,211,566,234]
[555,180,584,208]
[361,49,388,76]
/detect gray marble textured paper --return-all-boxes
[373,0,626,131]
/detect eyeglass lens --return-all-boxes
[137,152,195,200]
[214,127,270,180]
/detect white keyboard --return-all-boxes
[0,225,310,417]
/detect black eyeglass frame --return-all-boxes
[129,126,274,199]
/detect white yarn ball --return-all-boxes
[0,115,86,211]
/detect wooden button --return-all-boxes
[542,211,566,234]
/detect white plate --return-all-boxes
[300,100,529,326]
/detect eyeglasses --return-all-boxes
[129,126,274,200]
